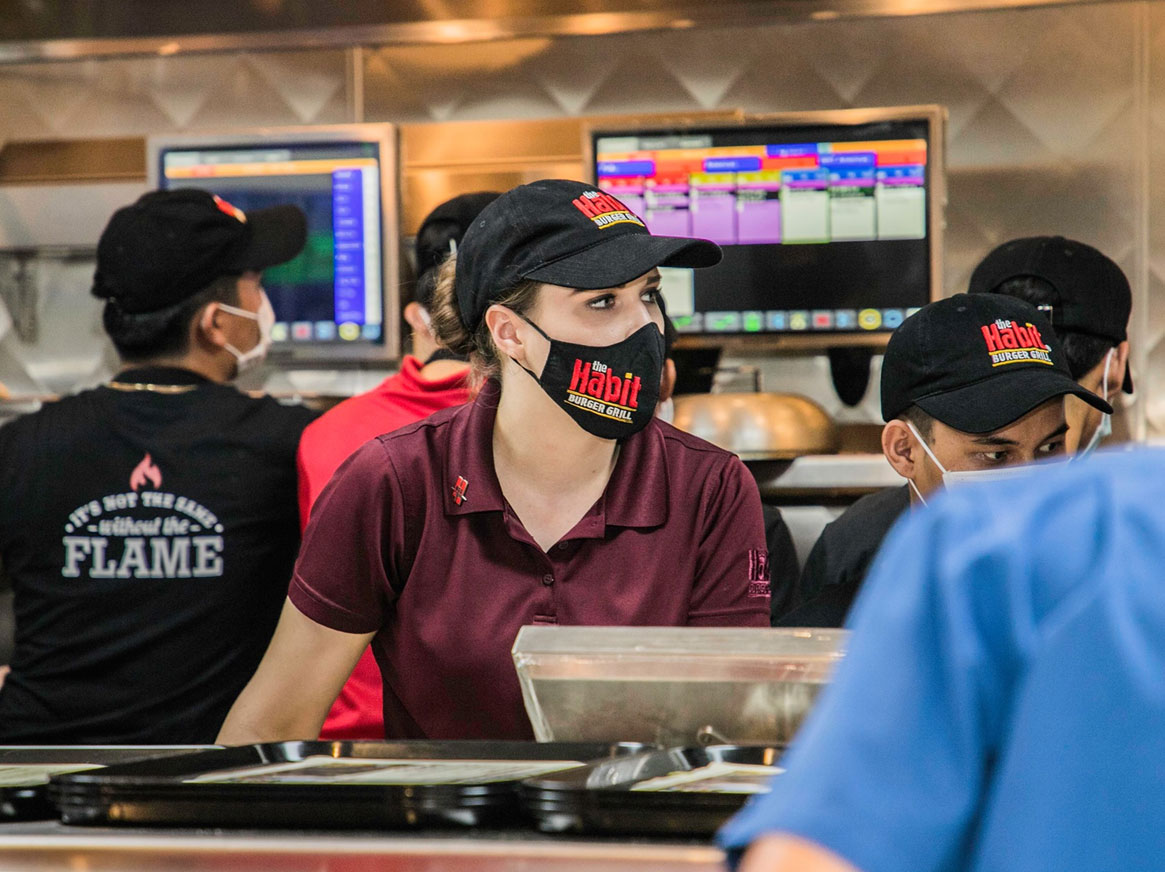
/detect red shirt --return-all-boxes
[295,356,470,738]
[290,381,771,741]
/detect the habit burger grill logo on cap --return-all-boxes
[571,190,645,230]
[981,318,1053,367]
[568,358,644,424]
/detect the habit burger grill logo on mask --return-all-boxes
[981,318,1054,367]
[517,319,663,440]
[568,358,645,423]
[571,190,645,230]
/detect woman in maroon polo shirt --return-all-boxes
[218,180,771,743]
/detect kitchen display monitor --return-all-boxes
[150,124,400,361]
[590,108,944,345]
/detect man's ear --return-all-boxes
[403,301,431,339]
[195,303,229,352]
[484,304,528,366]
[1113,340,1131,393]
[882,420,918,479]
[659,358,677,403]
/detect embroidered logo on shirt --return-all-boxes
[748,549,771,598]
[451,476,469,506]
[129,453,163,492]
[980,318,1053,368]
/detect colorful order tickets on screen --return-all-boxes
[596,138,926,246]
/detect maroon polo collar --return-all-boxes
[442,379,668,531]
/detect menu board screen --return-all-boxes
[149,124,400,360]
[592,114,940,339]
[159,142,385,348]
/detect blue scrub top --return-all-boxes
[719,448,1165,872]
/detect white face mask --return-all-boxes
[1077,349,1114,458]
[904,420,1036,506]
[217,291,275,375]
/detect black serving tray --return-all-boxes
[520,744,783,836]
[0,746,212,822]
[50,740,649,829]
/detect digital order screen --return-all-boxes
[593,119,933,336]
[160,142,385,347]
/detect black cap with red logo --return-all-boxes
[968,235,1132,393]
[92,189,307,314]
[881,294,1112,434]
[453,179,722,330]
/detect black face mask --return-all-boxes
[514,318,664,440]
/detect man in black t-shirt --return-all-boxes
[0,190,317,743]
[782,294,1109,628]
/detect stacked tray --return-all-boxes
[0,746,211,821]
[50,740,648,829]
[521,744,784,836]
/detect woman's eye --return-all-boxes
[587,294,616,310]
[981,451,1008,464]
[1038,440,1064,455]
[641,288,663,305]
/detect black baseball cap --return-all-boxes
[968,235,1132,393]
[416,192,502,276]
[453,179,721,330]
[414,191,501,308]
[881,294,1111,434]
[92,188,307,314]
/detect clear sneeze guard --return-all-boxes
[512,626,848,747]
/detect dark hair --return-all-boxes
[414,220,462,309]
[103,275,240,362]
[990,276,1115,379]
[428,255,540,386]
[898,405,934,440]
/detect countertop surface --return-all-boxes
[0,820,726,871]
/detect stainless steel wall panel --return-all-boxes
[0,4,1158,441]
[1144,3,1165,436]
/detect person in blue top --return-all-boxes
[720,447,1165,872]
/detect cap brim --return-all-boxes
[230,204,307,271]
[915,367,1113,434]
[522,233,721,289]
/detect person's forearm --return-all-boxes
[216,597,373,745]
[738,835,860,872]
[217,676,327,745]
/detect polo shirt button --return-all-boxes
[542,573,555,586]
[557,542,570,551]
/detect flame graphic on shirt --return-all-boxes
[129,453,162,492]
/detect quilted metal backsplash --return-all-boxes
[0,3,1162,436]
